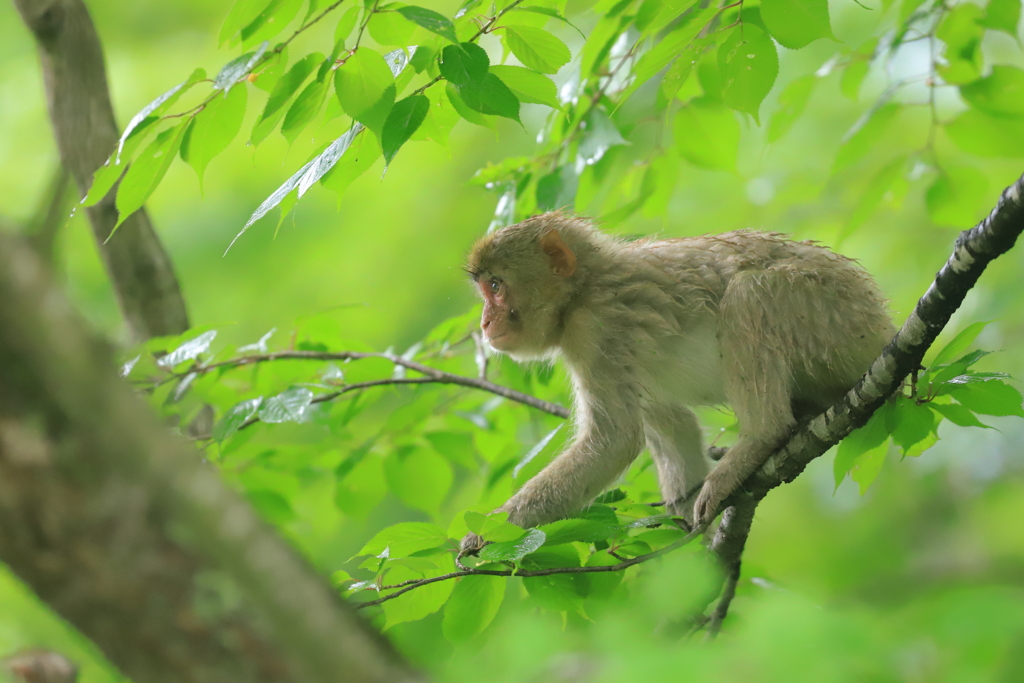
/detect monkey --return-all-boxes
[461,212,894,551]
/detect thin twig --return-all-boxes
[355,521,710,610]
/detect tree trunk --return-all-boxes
[13,0,190,341]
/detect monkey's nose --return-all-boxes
[482,319,492,331]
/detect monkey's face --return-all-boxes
[476,271,561,359]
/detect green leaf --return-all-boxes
[181,84,247,189]
[674,98,739,171]
[926,165,989,228]
[445,82,495,128]
[368,10,417,47]
[488,65,559,108]
[959,66,1024,117]
[458,73,521,122]
[385,446,453,514]
[334,48,397,135]
[930,402,991,429]
[761,0,834,49]
[380,557,454,629]
[849,439,888,494]
[582,550,624,599]
[932,321,991,366]
[768,75,816,142]
[577,108,627,165]
[259,386,314,423]
[834,404,891,488]
[442,575,505,642]
[112,121,188,233]
[239,0,303,48]
[157,330,218,368]
[936,3,985,85]
[359,522,449,557]
[521,547,585,615]
[439,43,490,88]
[213,397,263,441]
[478,529,546,562]
[659,47,700,103]
[464,511,526,542]
[280,76,329,145]
[636,0,700,35]
[213,41,269,91]
[220,0,269,45]
[247,489,294,524]
[718,24,778,123]
[84,116,162,207]
[834,103,900,172]
[931,350,992,387]
[424,431,476,468]
[333,6,360,51]
[980,0,1021,36]
[538,518,618,545]
[117,68,206,164]
[841,156,906,241]
[397,6,458,43]
[840,39,877,100]
[503,26,571,74]
[889,396,936,454]
[252,52,323,145]
[946,109,1024,158]
[382,95,429,164]
[948,380,1024,417]
[624,7,714,101]
[320,125,381,199]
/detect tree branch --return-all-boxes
[166,350,571,422]
[13,0,189,341]
[0,234,421,683]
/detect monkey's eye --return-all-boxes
[490,279,501,294]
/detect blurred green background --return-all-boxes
[2,0,1024,680]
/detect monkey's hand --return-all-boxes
[459,532,488,556]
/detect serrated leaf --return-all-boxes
[259,387,314,423]
[948,381,1024,417]
[767,75,815,142]
[674,98,739,171]
[478,529,546,562]
[320,125,381,198]
[488,65,559,108]
[280,76,329,145]
[850,439,888,494]
[157,330,218,368]
[220,0,268,45]
[503,26,571,73]
[334,48,396,135]
[214,41,269,91]
[181,84,247,189]
[929,402,991,429]
[239,0,302,48]
[718,24,778,123]
[359,522,449,557]
[834,103,900,172]
[959,66,1024,117]
[834,404,891,488]
[458,73,521,122]
[297,124,364,197]
[384,447,453,514]
[442,575,505,642]
[538,518,618,545]
[252,52,323,145]
[936,4,985,85]
[440,42,489,87]
[112,122,188,233]
[445,82,495,128]
[980,0,1021,36]
[841,156,906,242]
[761,0,834,50]
[932,322,992,366]
[946,109,1024,158]
[397,6,458,42]
[381,558,454,630]
[382,95,429,164]
[213,397,263,441]
[889,397,936,454]
[84,116,162,207]
[117,68,205,164]
[926,165,989,228]
[369,10,417,47]
[623,7,713,102]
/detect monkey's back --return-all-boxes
[623,230,895,411]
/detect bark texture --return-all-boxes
[13,0,189,341]
[0,235,423,683]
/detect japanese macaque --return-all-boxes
[462,212,894,550]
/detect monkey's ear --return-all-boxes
[540,230,577,277]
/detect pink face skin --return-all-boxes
[478,276,518,352]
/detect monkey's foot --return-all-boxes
[693,467,741,525]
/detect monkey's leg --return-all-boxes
[644,405,710,524]
[694,271,797,524]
